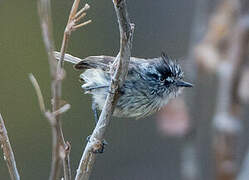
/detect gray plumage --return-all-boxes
[54,51,192,118]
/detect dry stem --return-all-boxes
[37,0,91,179]
[74,0,134,180]
[0,113,20,180]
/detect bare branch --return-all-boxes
[37,0,91,179]
[75,13,87,23]
[75,0,134,180]
[29,73,46,113]
[72,20,92,31]
[74,4,90,20]
[0,113,20,180]
[38,0,66,179]
[58,2,91,69]
[53,104,71,116]
[56,2,91,178]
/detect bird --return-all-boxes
[54,51,193,121]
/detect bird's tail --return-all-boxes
[54,51,114,71]
[53,51,82,64]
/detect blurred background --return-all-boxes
[0,0,249,180]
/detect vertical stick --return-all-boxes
[0,113,20,180]
[75,0,134,180]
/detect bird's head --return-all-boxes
[143,52,193,100]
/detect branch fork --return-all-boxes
[36,0,92,180]
[65,3,91,35]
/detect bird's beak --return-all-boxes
[175,80,193,87]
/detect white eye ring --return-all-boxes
[166,77,173,83]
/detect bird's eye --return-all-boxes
[159,76,165,82]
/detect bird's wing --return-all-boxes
[74,55,115,71]
[53,51,115,71]
[53,51,149,72]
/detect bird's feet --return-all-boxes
[86,135,108,153]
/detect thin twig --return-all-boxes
[58,2,90,69]
[75,13,87,23]
[56,2,90,179]
[74,0,134,180]
[74,4,90,20]
[37,0,91,179]
[53,104,71,116]
[29,73,46,113]
[0,113,20,180]
[72,20,92,31]
[38,0,68,179]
